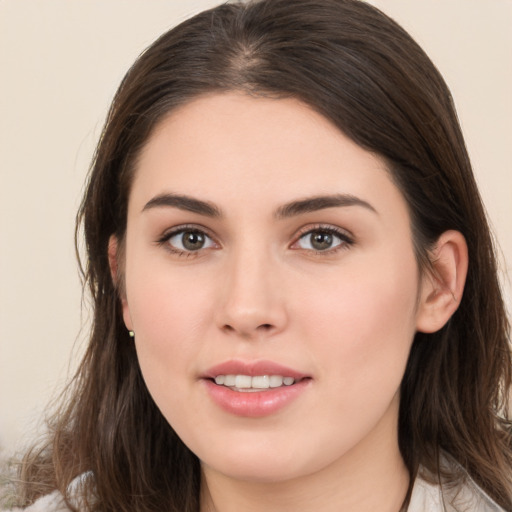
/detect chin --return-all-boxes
[204,457,309,484]
[195,433,338,485]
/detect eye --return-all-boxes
[294,227,352,252]
[164,228,216,253]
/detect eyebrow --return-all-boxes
[142,193,222,217]
[142,192,377,218]
[274,194,377,219]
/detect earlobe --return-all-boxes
[416,230,468,334]
[108,235,134,331]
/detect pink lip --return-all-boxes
[203,359,308,380]
[201,360,311,418]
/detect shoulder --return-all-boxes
[2,491,71,512]
[408,458,506,512]
[408,475,443,512]
[2,473,91,512]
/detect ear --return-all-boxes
[108,235,134,331]
[416,230,468,333]
[108,235,120,284]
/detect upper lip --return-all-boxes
[202,360,309,380]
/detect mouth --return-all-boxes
[201,360,311,417]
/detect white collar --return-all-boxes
[408,463,505,512]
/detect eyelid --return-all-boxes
[290,224,355,252]
[156,224,220,254]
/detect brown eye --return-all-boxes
[182,231,205,251]
[310,232,334,250]
[296,229,349,252]
[167,230,214,252]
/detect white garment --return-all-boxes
[7,469,507,512]
[5,473,87,512]
[5,491,69,512]
[408,470,505,512]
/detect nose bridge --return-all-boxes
[217,239,286,337]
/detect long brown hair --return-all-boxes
[16,0,512,510]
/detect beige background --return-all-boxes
[1,0,511,454]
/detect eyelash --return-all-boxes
[292,224,355,255]
[157,224,218,258]
[156,223,354,257]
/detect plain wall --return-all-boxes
[1,0,511,454]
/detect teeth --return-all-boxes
[214,374,296,390]
[224,375,236,386]
[235,375,252,388]
[252,375,269,389]
[269,375,284,388]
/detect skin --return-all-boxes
[113,92,467,512]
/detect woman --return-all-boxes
[7,0,511,510]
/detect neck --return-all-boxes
[200,395,409,512]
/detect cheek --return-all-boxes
[286,256,419,464]
[123,263,216,406]
[300,251,419,388]
[125,255,214,339]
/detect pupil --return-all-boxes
[183,232,204,250]
[311,232,332,250]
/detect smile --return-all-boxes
[202,361,311,417]
[214,374,296,391]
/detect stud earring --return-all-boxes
[128,330,135,338]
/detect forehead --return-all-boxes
[131,92,405,215]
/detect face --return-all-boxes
[120,93,426,484]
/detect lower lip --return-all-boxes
[203,379,311,418]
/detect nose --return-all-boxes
[215,246,288,339]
